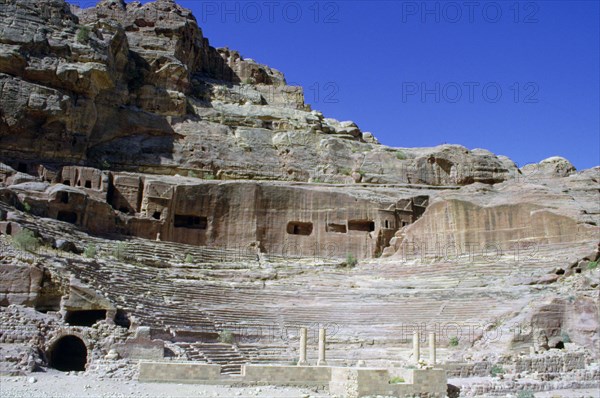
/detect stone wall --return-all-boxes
[114,327,164,360]
[459,369,600,396]
[138,362,447,397]
[411,369,448,396]
[139,362,221,383]
[329,367,447,398]
[515,351,586,373]
[109,174,142,215]
[443,361,492,378]
[242,364,331,386]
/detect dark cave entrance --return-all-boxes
[47,335,87,372]
[65,310,106,326]
[57,211,77,224]
[174,214,207,229]
[348,220,375,232]
[114,309,131,328]
[286,221,313,236]
[554,341,565,349]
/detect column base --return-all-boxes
[317,360,327,366]
[297,360,308,366]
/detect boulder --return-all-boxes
[0,265,43,306]
[53,239,80,254]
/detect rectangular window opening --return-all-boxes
[286,221,313,236]
[348,220,375,232]
[326,223,347,233]
[57,211,78,224]
[174,214,207,229]
[60,192,69,204]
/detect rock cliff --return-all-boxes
[1,0,511,185]
[0,0,598,394]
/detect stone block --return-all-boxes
[139,362,221,382]
[0,264,42,306]
[242,364,331,386]
[329,367,447,398]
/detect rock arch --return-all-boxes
[45,331,91,372]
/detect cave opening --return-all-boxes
[554,341,565,349]
[47,335,87,372]
[57,211,77,224]
[174,214,207,229]
[326,223,347,233]
[59,192,69,204]
[348,220,375,232]
[35,298,61,313]
[286,221,313,236]
[114,309,131,328]
[65,310,106,326]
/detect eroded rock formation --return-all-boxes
[1,0,512,186]
[0,0,598,395]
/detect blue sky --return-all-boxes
[75,1,600,170]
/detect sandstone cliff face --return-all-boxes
[386,168,599,258]
[1,0,597,260]
[0,0,297,167]
[1,161,435,258]
[0,2,598,385]
[0,0,512,186]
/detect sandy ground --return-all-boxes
[0,371,331,398]
[2,372,598,398]
[533,390,600,398]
